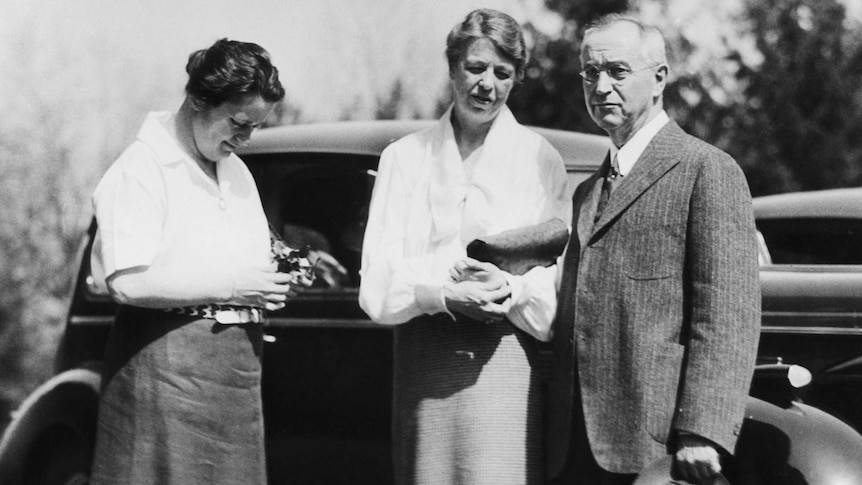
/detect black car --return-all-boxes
[755,188,862,434]
[1,121,861,485]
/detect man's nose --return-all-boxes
[594,70,614,94]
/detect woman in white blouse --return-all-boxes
[359,9,571,484]
[89,39,295,485]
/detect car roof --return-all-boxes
[753,187,862,220]
[239,119,610,171]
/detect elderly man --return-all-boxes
[549,14,761,484]
[452,13,761,485]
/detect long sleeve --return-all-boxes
[359,144,450,324]
[505,258,561,341]
[674,149,761,450]
[504,138,571,342]
[506,142,572,342]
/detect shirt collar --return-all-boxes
[611,110,669,177]
[136,111,190,165]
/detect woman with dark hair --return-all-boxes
[359,9,570,484]
[89,39,300,484]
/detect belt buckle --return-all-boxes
[214,308,263,325]
[214,310,241,325]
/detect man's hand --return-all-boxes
[674,434,722,484]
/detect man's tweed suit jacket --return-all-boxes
[546,120,761,476]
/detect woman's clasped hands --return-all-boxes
[444,258,511,323]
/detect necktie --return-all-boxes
[595,153,620,221]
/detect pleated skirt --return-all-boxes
[90,306,266,485]
[392,314,547,485]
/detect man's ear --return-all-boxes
[653,63,669,98]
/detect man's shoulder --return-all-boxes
[655,122,752,193]
[658,121,735,164]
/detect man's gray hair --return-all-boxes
[583,13,667,66]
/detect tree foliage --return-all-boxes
[0,20,166,418]
[509,0,862,196]
[725,0,862,194]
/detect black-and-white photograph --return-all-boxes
[1,0,862,484]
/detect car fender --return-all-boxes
[0,366,101,483]
[636,397,862,484]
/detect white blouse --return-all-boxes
[90,112,271,300]
[359,106,571,337]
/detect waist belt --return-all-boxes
[164,305,265,324]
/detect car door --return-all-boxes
[245,151,394,484]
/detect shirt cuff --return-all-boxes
[503,268,555,342]
[502,271,521,305]
[416,283,451,317]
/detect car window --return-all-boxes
[246,152,378,290]
[757,218,862,265]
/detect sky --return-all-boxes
[1,0,860,156]
[0,0,547,122]
[2,0,859,123]
[0,0,570,223]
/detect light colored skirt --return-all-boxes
[393,314,547,485]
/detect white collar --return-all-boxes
[611,110,669,176]
[136,111,190,165]
[428,104,521,244]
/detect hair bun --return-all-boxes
[183,38,285,107]
[185,49,208,77]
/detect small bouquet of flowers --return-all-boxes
[270,226,315,287]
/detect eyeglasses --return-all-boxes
[579,63,659,84]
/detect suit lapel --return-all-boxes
[591,122,685,236]
[576,154,607,249]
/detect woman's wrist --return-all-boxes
[417,283,448,316]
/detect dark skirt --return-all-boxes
[392,315,547,485]
[90,306,266,485]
